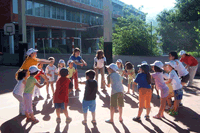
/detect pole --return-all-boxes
[80,38,82,56]
[151,21,153,54]
[43,39,45,58]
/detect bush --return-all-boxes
[187,52,200,57]
[38,47,61,54]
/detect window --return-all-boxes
[76,12,80,22]
[40,4,45,17]
[34,2,40,16]
[57,7,60,19]
[52,7,56,18]
[45,5,50,18]
[72,11,76,22]
[26,0,33,15]
[66,10,71,21]
[60,8,64,20]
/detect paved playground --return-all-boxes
[0,66,200,133]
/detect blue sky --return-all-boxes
[122,0,176,22]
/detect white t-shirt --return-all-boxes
[13,79,25,97]
[169,70,182,90]
[163,73,169,80]
[45,65,57,82]
[94,57,106,68]
[174,59,189,77]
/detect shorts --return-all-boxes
[54,103,65,110]
[47,75,55,82]
[166,83,174,97]
[82,100,96,113]
[110,92,124,107]
[128,78,134,84]
[174,89,183,100]
[139,88,152,108]
[181,74,189,83]
[160,87,169,98]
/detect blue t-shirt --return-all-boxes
[69,55,82,69]
[134,73,151,89]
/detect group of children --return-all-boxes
[13,48,187,124]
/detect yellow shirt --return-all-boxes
[67,67,75,78]
[15,57,39,79]
[127,68,136,79]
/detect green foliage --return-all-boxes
[38,47,62,54]
[98,37,104,50]
[112,14,162,56]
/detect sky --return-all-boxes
[122,0,176,23]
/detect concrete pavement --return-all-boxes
[0,66,200,133]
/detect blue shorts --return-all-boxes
[54,103,65,110]
[174,89,183,100]
[82,100,96,113]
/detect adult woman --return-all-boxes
[15,48,52,80]
[179,50,198,86]
[169,52,189,86]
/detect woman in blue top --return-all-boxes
[69,47,87,91]
[133,63,152,122]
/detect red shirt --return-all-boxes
[54,77,70,104]
[34,69,44,81]
[180,56,198,66]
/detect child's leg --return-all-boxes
[94,68,98,83]
[110,106,115,121]
[127,84,130,93]
[155,87,159,96]
[74,71,79,90]
[91,112,95,121]
[100,67,105,89]
[174,100,180,112]
[118,107,123,121]
[156,97,167,117]
[56,108,61,118]
[46,82,49,94]
[132,83,135,94]
[166,96,172,107]
[50,82,54,94]
[63,107,69,118]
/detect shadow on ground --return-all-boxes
[0,115,34,133]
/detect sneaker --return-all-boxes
[169,110,178,116]
[33,96,39,101]
[144,115,150,121]
[133,117,141,122]
[66,117,72,123]
[38,95,44,100]
[47,94,50,99]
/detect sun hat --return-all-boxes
[179,50,186,56]
[59,59,65,64]
[106,63,119,71]
[60,68,69,77]
[137,61,148,67]
[116,59,123,64]
[67,60,73,65]
[150,60,164,70]
[29,65,39,74]
[26,48,38,56]
[165,60,176,68]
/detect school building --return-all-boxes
[0,0,145,55]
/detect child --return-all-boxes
[94,50,106,91]
[33,63,49,101]
[78,70,98,124]
[132,63,152,122]
[45,57,58,99]
[165,61,183,116]
[104,63,124,123]
[124,62,136,94]
[67,60,76,93]
[69,47,87,91]
[57,59,66,81]
[23,65,46,123]
[54,68,72,123]
[150,65,160,99]
[13,69,27,115]
[150,61,169,119]
[116,59,124,83]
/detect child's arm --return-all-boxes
[78,81,86,84]
[40,74,49,83]
[73,61,84,67]
[80,59,87,66]
[45,67,52,77]
[22,80,26,85]
[34,82,46,88]
[165,79,172,84]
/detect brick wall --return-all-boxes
[0,0,12,29]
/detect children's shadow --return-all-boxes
[91,123,100,133]
[97,91,110,109]
[40,99,55,121]
[124,94,138,108]
[121,122,131,133]
[139,122,156,133]
[147,119,164,133]
[55,123,69,133]
[0,115,34,133]
[68,91,83,113]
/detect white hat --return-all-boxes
[116,59,123,64]
[59,59,65,64]
[26,48,38,56]
[29,65,39,74]
[165,60,176,68]
[137,61,148,67]
[179,50,186,56]
[150,60,164,69]
[67,60,73,65]
[106,63,118,71]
